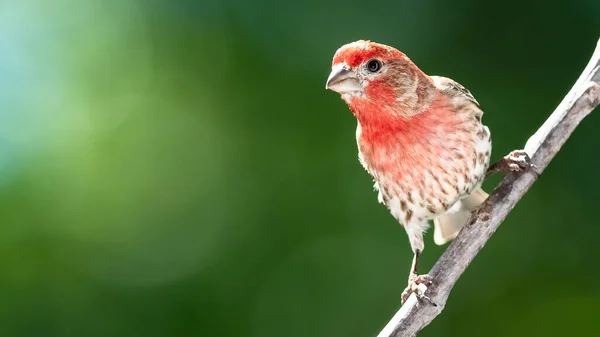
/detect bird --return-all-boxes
[325,40,492,304]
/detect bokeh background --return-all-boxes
[0,0,599,336]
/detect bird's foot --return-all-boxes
[401,273,436,306]
[487,150,532,177]
[503,150,531,172]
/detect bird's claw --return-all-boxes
[486,149,533,177]
[503,150,531,172]
[401,274,436,306]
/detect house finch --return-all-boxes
[325,40,492,304]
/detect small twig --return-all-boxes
[376,38,600,337]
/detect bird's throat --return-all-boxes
[353,93,458,166]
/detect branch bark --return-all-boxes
[377,38,600,337]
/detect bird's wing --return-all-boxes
[430,75,481,109]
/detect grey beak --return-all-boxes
[326,66,353,89]
[325,64,363,94]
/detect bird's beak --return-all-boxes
[325,64,363,94]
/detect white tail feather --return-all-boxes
[433,188,489,245]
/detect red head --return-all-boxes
[325,40,435,121]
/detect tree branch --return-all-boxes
[376,38,600,337]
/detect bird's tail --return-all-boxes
[433,188,489,245]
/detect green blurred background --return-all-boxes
[0,0,599,336]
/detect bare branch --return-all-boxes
[377,38,600,337]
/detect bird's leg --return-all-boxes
[486,150,532,177]
[400,250,436,306]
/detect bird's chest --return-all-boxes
[355,122,425,188]
[355,121,489,223]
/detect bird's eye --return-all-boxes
[367,59,382,72]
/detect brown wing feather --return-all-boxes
[430,75,481,108]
